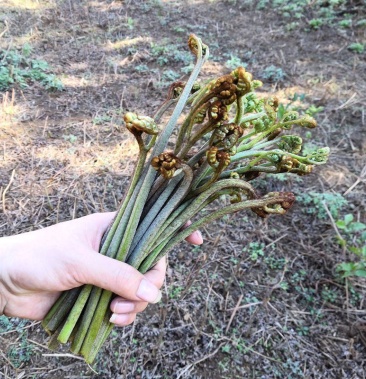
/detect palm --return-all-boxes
[1,215,105,320]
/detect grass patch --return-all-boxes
[0,44,63,91]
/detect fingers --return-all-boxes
[109,312,137,326]
[183,221,203,245]
[143,256,167,288]
[78,251,162,304]
[109,257,166,326]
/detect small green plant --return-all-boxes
[7,334,33,368]
[225,55,246,70]
[0,316,28,333]
[264,255,286,270]
[150,42,191,66]
[321,286,338,303]
[338,19,352,28]
[297,192,347,220]
[286,21,300,31]
[296,325,310,336]
[126,17,134,29]
[0,315,14,332]
[63,134,78,143]
[162,69,180,82]
[135,64,150,73]
[356,19,366,28]
[348,43,364,53]
[0,47,63,91]
[173,26,186,33]
[169,285,184,299]
[244,241,265,262]
[93,114,112,125]
[256,0,356,32]
[261,65,286,82]
[308,18,324,29]
[335,214,366,278]
[305,104,324,117]
[156,69,181,87]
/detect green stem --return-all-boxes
[153,99,177,123]
[151,190,232,251]
[100,140,150,257]
[41,291,69,334]
[113,37,208,263]
[84,314,114,364]
[70,286,103,354]
[139,193,290,273]
[129,173,183,254]
[149,199,194,249]
[219,164,277,179]
[239,111,266,126]
[234,96,245,124]
[151,179,256,250]
[127,165,193,268]
[43,287,82,334]
[237,122,280,153]
[57,285,93,344]
[80,289,113,359]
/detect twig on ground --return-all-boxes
[2,169,15,214]
[344,164,366,196]
[225,294,243,333]
[42,353,86,361]
[322,200,345,254]
[176,343,225,379]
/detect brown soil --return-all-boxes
[0,0,365,378]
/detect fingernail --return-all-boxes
[194,230,203,244]
[136,279,162,303]
[109,313,130,325]
[109,313,117,323]
[113,301,135,314]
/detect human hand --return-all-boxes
[0,212,203,326]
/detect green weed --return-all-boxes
[0,317,28,333]
[135,64,150,73]
[348,43,364,54]
[308,18,324,29]
[225,54,246,70]
[321,286,338,303]
[169,285,184,299]
[335,214,366,278]
[244,241,265,262]
[297,192,347,220]
[261,65,286,82]
[126,17,134,30]
[305,104,324,117]
[7,334,33,368]
[150,42,191,66]
[338,19,352,28]
[356,19,366,28]
[162,69,180,82]
[93,114,112,125]
[286,21,300,31]
[255,0,355,31]
[0,47,63,91]
[63,134,78,143]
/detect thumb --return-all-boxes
[75,250,162,304]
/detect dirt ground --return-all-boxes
[0,0,365,378]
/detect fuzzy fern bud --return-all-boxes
[151,152,181,179]
[124,112,158,135]
[278,135,303,154]
[308,147,330,163]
